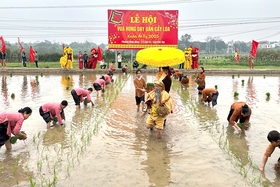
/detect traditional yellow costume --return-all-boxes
[60,47,73,69]
[184,47,192,69]
[146,72,172,130]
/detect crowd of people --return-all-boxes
[0,63,278,174]
[0,70,114,150]
[133,65,278,173]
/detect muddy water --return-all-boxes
[0,73,280,187]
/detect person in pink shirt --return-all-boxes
[0,107,32,149]
[39,100,68,128]
[122,65,128,75]
[93,76,106,97]
[71,88,94,108]
[108,60,115,74]
[103,73,113,84]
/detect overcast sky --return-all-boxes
[1,0,280,44]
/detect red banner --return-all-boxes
[18,37,24,53]
[0,36,6,52]
[108,10,178,49]
[251,40,259,57]
[29,46,35,62]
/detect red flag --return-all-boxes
[29,46,36,62]
[97,46,103,61]
[251,40,259,57]
[0,36,6,52]
[18,37,24,53]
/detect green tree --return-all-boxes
[178,34,192,50]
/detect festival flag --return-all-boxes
[29,46,36,62]
[251,40,259,57]
[0,36,6,52]
[18,37,24,53]
[97,46,103,61]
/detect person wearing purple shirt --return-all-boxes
[93,76,106,97]
[71,88,94,108]
[0,107,32,149]
[39,100,68,128]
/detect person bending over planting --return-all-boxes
[39,100,68,128]
[227,102,251,134]
[0,107,32,149]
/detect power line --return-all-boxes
[0,0,212,9]
[257,32,280,41]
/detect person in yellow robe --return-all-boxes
[143,78,172,139]
[184,47,192,69]
[60,47,73,69]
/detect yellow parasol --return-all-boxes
[135,47,185,67]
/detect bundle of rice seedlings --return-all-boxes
[10,131,26,144]
[84,98,88,106]
[146,82,154,92]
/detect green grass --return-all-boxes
[4,61,280,70]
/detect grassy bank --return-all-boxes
[3,61,280,70]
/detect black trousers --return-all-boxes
[118,62,122,68]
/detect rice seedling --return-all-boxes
[29,176,36,187]
[232,75,234,79]
[234,91,239,97]
[13,165,18,174]
[266,92,270,98]
[215,85,218,89]
[263,75,266,78]
[84,98,88,106]
[10,72,12,77]
[11,93,15,99]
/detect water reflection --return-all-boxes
[21,75,28,100]
[141,138,171,187]
[0,151,33,186]
[42,127,66,146]
[61,75,74,91]
[30,76,40,101]
[226,126,250,166]
[1,74,280,186]
[246,76,257,106]
[1,75,9,107]
[78,74,84,87]
[278,77,280,104]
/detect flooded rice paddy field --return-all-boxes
[1,72,280,187]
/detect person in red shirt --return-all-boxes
[78,51,83,69]
[122,65,128,75]
[71,88,94,108]
[108,61,115,74]
[0,107,32,149]
[93,76,106,97]
[39,100,68,128]
[103,73,113,84]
